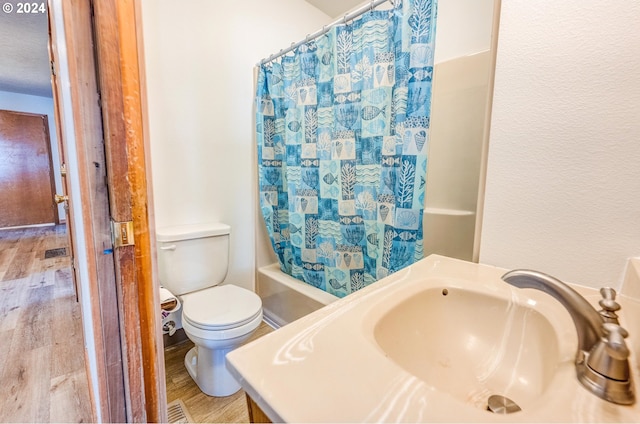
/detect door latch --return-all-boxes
[54,193,68,204]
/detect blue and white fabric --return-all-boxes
[256,0,437,297]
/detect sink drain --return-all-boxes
[486,395,522,414]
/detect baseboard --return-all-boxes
[0,223,56,231]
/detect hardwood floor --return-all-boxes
[0,225,92,423]
[164,322,274,423]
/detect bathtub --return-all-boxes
[255,208,475,330]
[257,263,339,328]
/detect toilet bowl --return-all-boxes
[156,222,263,397]
[180,285,262,396]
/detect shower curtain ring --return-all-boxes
[343,14,348,25]
[370,0,375,11]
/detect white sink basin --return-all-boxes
[374,286,560,411]
[227,255,640,422]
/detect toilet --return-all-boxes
[156,222,263,397]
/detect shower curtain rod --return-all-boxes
[258,0,394,66]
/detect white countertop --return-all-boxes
[227,255,640,422]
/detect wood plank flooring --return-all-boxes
[164,322,274,423]
[0,225,92,423]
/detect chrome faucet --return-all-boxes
[502,269,635,405]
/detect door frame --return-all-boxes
[91,0,167,421]
[48,0,166,421]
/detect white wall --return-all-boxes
[140,0,332,291]
[0,90,65,221]
[425,51,493,261]
[423,0,496,262]
[433,0,494,63]
[480,1,640,289]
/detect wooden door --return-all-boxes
[0,110,58,228]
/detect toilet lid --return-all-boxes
[182,285,262,331]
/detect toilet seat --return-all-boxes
[182,285,262,335]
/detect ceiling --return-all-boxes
[0,5,51,97]
[305,0,364,18]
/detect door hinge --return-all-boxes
[111,220,135,248]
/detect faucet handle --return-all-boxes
[586,322,631,383]
[581,321,636,405]
[598,287,621,323]
[602,322,630,361]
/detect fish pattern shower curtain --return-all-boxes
[256,0,437,297]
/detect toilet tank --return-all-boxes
[156,223,230,296]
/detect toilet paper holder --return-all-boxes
[161,298,178,311]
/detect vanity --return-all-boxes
[227,255,640,422]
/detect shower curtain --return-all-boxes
[256,0,437,298]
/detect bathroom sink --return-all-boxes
[227,255,639,423]
[373,285,561,411]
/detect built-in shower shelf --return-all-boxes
[425,207,475,216]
